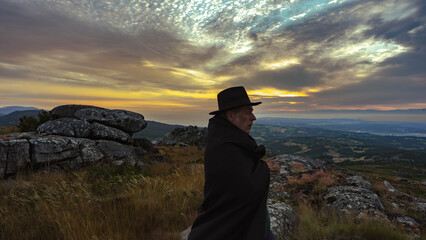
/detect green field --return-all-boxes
[252,124,426,167]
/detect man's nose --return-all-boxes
[251,113,256,121]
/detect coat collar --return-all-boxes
[208,115,265,159]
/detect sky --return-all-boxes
[0,0,425,126]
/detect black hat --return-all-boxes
[209,86,261,115]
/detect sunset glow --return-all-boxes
[249,89,308,98]
[0,0,425,125]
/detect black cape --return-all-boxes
[188,115,270,240]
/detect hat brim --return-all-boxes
[209,102,261,115]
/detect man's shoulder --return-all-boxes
[206,140,234,150]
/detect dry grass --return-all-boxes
[291,202,416,240]
[290,162,307,173]
[284,168,420,239]
[264,158,281,174]
[287,170,336,197]
[0,126,19,135]
[156,146,204,164]
[0,146,205,240]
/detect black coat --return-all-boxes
[188,115,270,240]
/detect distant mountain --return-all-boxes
[268,109,426,123]
[307,109,426,114]
[0,106,40,116]
[256,117,426,137]
[0,110,42,126]
[133,120,184,140]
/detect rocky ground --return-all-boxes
[264,154,424,239]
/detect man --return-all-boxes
[188,86,275,240]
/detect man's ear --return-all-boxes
[225,111,233,122]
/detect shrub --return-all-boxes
[16,115,39,132]
[17,110,53,132]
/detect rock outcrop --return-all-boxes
[0,139,30,176]
[323,185,385,217]
[180,226,191,240]
[267,199,298,240]
[161,126,207,147]
[384,180,398,193]
[268,154,329,199]
[322,175,386,217]
[38,105,147,144]
[133,137,158,154]
[0,105,148,179]
[50,105,147,132]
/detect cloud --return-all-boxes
[200,0,425,111]
[363,0,425,42]
[210,0,417,83]
[228,65,324,91]
[312,76,426,107]
[0,0,220,91]
[379,52,426,77]
[0,0,425,122]
[0,64,30,79]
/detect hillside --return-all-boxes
[251,124,426,167]
[256,117,426,137]
[133,120,184,140]
[0,110,42,126]
[0,106,39,115]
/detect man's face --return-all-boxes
[226,105,256,134]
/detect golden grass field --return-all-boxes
[0,146,204,240]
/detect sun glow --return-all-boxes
[307,88,320,92]
[0,80,202,110]
[273,101,300,104]
[161,89,217,99]
[248,88,308,98]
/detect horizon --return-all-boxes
[1,105,426,127]
[1,0,425,125]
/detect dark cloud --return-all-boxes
[207,53,262,76]
[229,65,324,91]
[277,2,358,44]
[312,76,426,106]
[369,6,426,78]
[379,52,426,77]
[364,0,425,45]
